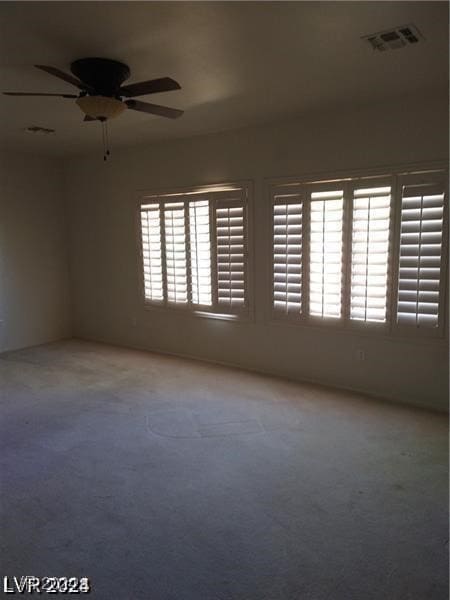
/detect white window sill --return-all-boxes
[143,301,253,323]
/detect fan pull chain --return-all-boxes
[101,120,106,160]
[100,119,111,161]
[105,121,110,160]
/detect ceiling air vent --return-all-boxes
[363,24,423,52]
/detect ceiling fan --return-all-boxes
[3,57,184,122]
[3,58,183,159]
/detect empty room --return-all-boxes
[0,2,448,599]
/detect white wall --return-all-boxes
[65,95,449,411]
[0,153,71,352]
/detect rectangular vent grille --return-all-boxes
[363,24,423,52]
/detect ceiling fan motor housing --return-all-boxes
[71,58,130,96]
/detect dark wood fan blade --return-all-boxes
[120,77,181,98]
[3,92,77,98]
[83,115,97,122]
[125,99,183,119]
[35,65,87,90]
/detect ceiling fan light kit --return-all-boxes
[3,57,183,160]
[76,95,126,120]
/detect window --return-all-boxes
[270,168,447,337]
[272,187,303,315]
[396,174,446,330]
[139,185,249,317]
[141,204,163,302]
[350,185,391,322]
[309,189,344,318]
[189,200,212,306]
[216,203,247,311]
[164,202,188,304]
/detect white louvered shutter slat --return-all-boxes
[216,199,247,312]
[309,190,344,318]
[189,199,212,306]
[350,186,391,322]
[397,182,445,328]
[164,202,188,304]
[140,203,163,302]
[272,192,302,315]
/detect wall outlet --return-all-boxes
[356,349,365,361]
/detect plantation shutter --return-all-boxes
[140,203,164,302]
[189,199,212,306]
[164,201,188,304]
[309,189,344,318]
[272,187,303,316]
[140,187,249,316]
[350,185,392,322]
[396,178,446,328]
[215,192,247,313]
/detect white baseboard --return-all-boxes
[72,333,447,414]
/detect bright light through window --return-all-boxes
[139,186,248,317]
[189,200,212,306]
[309,190,344,318]
[350,186,391,322]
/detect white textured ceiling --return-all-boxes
[0,1,448,157]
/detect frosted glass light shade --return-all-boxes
[76,96,126,120]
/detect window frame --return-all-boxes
[270,182,305,323]
[266,163,448,341]
[391,170,448,339]
[136,181,254,322]
[305,179,347,324]
[346,175,396,333]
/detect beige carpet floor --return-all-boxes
[0,339,447,599]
